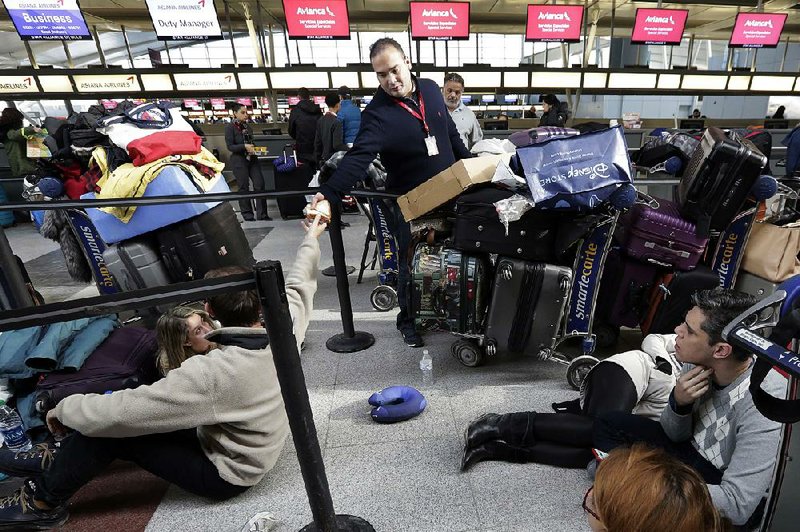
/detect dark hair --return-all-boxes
[204,266,260,327]
[325,93,340,108]
[691,289,758,361]
[543,94,560,106]
[231,103,246,113]
[338,86,351,99]
[443,72,465,87]
[0,108,24,142]
[298,87,311,100]
[369,37,405,60]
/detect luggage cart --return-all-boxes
[357,198,399,312]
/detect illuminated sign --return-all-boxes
[631,8,688,45]
[73,75,141,93]
[3,0,91,40]
[525,5,584,43]
[174,73,237,91]
[729,13,787,48]
[283,0,350,40]
[145,0,223,40]
[410,1,470,41]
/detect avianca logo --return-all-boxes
[645,15,675,25]
[297,6,335,16]
[744,19,773,28]
[538,11,571,21]
[422,8,458,19]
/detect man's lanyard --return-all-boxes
[394,91,429,136]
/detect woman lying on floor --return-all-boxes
[461,334,680,471]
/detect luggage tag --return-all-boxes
[425,136,439,157]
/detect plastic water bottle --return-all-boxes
[0,400,32,452]
[420,349,433,385]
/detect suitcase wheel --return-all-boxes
[451,339,485,368]
[566,355,599,391]
[370,285,397,312]
[593,323,620,349]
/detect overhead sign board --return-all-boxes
[283,0,350,40]
[210,98,226,110]
[729,13,787,48]
[631,8,688,45]
[0,76,38,94]
[3,0,91,40]
[525,4,584,43]
[410,1,470,41]
[145,0,223,40]
[73,75,141,93]
[173,73,237,91]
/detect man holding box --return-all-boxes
[311,37,472,348]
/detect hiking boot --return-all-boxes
[400,329,424,348]
[0,480,68,530]
[0,442,61,477]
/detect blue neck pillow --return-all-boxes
[368,386,427,423]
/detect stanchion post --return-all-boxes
[0,226,34,309]
[325,201,375,353]
[254,261,374,532]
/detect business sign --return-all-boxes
[729,13,787,48]
[173,73,237,91]
[259,97,270,109]
[631,8,688,45]
[145,0,223,40]
[0,76,38,94]
[410,2,470,41]
[313,96,326,105]
[525,5,584,43]
[210,97,226,110]
[3,0,91,40]
[73,75,141,93]
[236,97,252,106]
[283,0,350,40]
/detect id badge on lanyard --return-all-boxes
[395,92,438,157]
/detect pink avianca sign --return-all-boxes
[525,5,584,43]
[631,8,688,45]
[729,13,787,48]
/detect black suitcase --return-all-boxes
[411,243,489,335]
[275,163,312,219]
[484,258,572,356]
[156,203,255,282]
[453,187,557,262]
[641,265,720,335]
[678,127,767,236]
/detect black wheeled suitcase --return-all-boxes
[453,187,558,262]
[678,127,767,236]
[641,266,720,335]
[484,258,572,356]
[103,236,171,292]
[156,202,255,282]
[411,243,489,335]
[275,163,312,219]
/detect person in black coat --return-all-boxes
[539,94,567,127]
[288,87,323,167]
[224,104,270,221]
[314,93,349,165]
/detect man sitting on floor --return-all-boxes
[0,215,326,529]
[594,288,787,527]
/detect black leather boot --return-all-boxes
[465,412,537,449]
[460,440,533,471]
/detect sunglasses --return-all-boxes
[583,485,601,522]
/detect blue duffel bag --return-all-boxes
[515,125,635,211]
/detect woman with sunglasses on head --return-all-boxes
[585,444,730,532]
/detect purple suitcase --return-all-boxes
[617,198,708,271]
[596,248,659,329]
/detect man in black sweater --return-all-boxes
[312,37,471,347]
[288,87,323,167]
[314,93,349,165]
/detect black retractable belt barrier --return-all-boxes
[255,261,374,532]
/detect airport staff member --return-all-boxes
[311,37,471,348]
[442,73,483,150]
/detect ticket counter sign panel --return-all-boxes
[145,0,223,40]
[74,75,141,93]
[0,76,38,94]
[631,8,688,45]
[410,2,470,41]
[174,73,237,91]
[210,98,226,110]
[283,0,350,40]
[3,0,90,40]
[729,13,787,48]
[525,5,584,43]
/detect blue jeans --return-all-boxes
[382,199,413,332]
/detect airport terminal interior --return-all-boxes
[1,1,800,531]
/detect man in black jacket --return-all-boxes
[288,87,323,167]
[314,93,349,165]
[311,37,471,347]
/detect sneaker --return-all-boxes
[401,329,424,348]
[0,481,68,530]
[0,442,61,477]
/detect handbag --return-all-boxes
[273,144,300,173]
[741,222,800,282]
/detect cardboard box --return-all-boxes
[397,154,511,221]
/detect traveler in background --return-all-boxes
[772,105,786,120]
[0,216,327,529]
[0,108,38,179]
[288,87,323,168]
[691,108,702,119]
[310,37,472,348]
[594,289,786,527]
[586,444,730,532]
[224,104,270,221]
[314,93,349,166]
[539,94,567,127]
[337,86,361,146]
[442,72,483,150]
[526,105,538,119]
